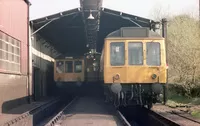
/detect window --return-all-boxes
[0,31,20,72]
[74,61,82,73]
[110,42,125,66]
[146,42,161,66]
[128,42,143,65]
[56,61,64,73]
[65,61,73,73]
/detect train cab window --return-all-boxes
[56,61,64,73]
[146,42,161,66]
[128,42,143,65]
[110,42,125,66]
[65,61,73,73]
[74,61,82,73]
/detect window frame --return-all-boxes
[146,42,161,66]
[110,42,125,66]
[56,60,65,73]
[65,60,73,73]
[128,42,143,65]
[0,31,21,73]
[74,60,82,73]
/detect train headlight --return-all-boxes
[151,74,157,79]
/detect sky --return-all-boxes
[29,0,199,20]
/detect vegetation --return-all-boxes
[151,7,200,97]
[151,7,200,118]
[167,15,200,117]
[167,15,200,97]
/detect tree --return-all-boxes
[150,6,200,97]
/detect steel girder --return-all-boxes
[80,0,102,51]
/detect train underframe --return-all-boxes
[56,81,83,96]
[103,83,167,109]
[56,81,104,97]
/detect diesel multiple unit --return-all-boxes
[54,27,168,108]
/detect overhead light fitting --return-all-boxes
[88,10,94,20]
[154,22,160,29]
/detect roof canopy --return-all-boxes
[31,7,157,56]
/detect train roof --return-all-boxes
[106,27,162,38]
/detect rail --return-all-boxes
[148,108,180,126]
[170,110,200,124]
[45,97,78,126]
[1,97,61,126]
[116,110,131,126]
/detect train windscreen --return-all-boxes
[65,61,73,73]
[74,61,82,73]
[110,42,125,66]
[56,61,64,73]
[128,42,143,65]
[146,42,161,66]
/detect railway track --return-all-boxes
[4,96,196,126]
[170,110,200,124]
[152,104,200,126]
[45,97,78,126]
[45,96,131,126]
[120,105,200,126]
[147,108,180,126]
[116,111,131,126]
[0,97,63,126]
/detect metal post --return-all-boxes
[199,0,200,20]
[162,18,168,104]
[31,19,54,36]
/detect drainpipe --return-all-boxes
[27,2,31,103]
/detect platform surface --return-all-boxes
[60,96,124,126]
[0,97,52,125]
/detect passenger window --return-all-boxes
[128,42,143,65]
[110,42,125,66]
[146,42,161,66]
[65,61,73,73]
[74,61,82,73]
[56,61,64,73]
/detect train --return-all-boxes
[54,52,101,95]
[100,27,167,108]
[53,27,168,109]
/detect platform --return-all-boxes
[0,97,53,125]
[60,96,124,126]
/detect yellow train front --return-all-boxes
[100,27,167,108]
[54,57,84,95]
